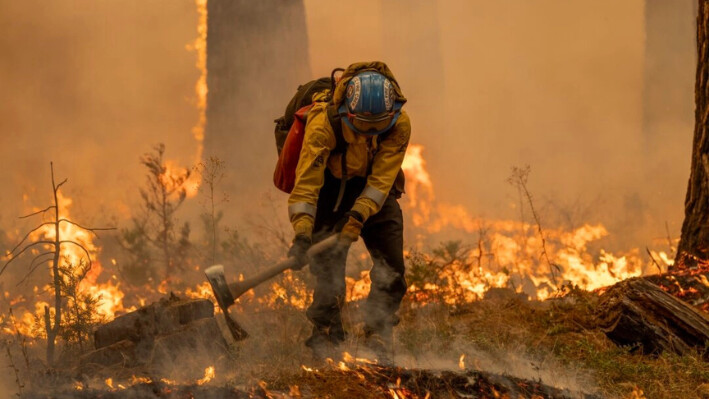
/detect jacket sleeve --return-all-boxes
[351,111,411,221]
[288,105,336,238]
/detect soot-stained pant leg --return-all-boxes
[306,245,347,343]
[361,193,407,335]
[305,172,365,344]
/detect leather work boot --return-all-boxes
[364,328,393,366]
[305,327,342,363]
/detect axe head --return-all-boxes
[205,265,248,341]
[205,265,235,312]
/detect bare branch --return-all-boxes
[16,252,54,286]
[664,221,675,257]
[1,241,55,276]
[57,219,116,237]
[19,206,56,220]
[58,241,93,269]
[54,178,68,192]
[7,222,56,256]
[646,247,663,275]
[508,165,559,288]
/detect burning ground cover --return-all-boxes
[6,287,709,398]
[1,145,707,398]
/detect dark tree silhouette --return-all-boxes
[675,1,709,268]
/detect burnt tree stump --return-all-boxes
[596,278,709,357]
[80,294,240,375]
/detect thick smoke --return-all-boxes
[0,1,697,251]
[0,0,201,225]
[0,4,698,395]
[305,0,695,250]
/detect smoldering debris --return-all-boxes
[24,362,601,399]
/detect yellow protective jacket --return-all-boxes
[288,62,411,238]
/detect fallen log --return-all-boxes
[81,294,241,374]
[596,277,709,357]
[93,294,214,349]
[644,268,709,312]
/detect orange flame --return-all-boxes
[196,366,215,385]
[400,144,665,301]
[11,191,129,337]
[182,0,209,197]
[401,145,434,226]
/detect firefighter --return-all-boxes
[287,62,411,363]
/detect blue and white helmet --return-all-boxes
[338,71,403,136]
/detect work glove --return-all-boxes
[335,211,364,244]
[288,234,312,270]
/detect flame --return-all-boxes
[626,386,647,399]
[1,144,681,350]
[346,271,371,302]
[261,270,310,309]
[82,277,136,320]
[158,160,197,198]
[458,354,465,370]
[401,145,434,226]
[342,351,377,365]
[399,144,656,301]
[8,191,129,337]
[34,192,98,270]
[181,0,209,198]
[196,366,215,385]
[184,280,213,300]
[130,375,152,385]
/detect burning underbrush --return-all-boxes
[6,286,708,398]
[0,146,705,398]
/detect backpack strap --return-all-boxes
[327,104,348,212]
[327,104,347,154]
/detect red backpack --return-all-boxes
[273,71,346,193]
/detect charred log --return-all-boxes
[596,277,709,357]
[93,295,214,350]
[81,294,240,377]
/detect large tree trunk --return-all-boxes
[205,0,310,208]
[675,1,709,267]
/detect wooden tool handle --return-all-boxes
[228,234,339,298]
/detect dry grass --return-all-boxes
[216,288,709,399]
[392,292,709,399]
[2,286,707,398]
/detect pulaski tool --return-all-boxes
[204,234,339,340]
